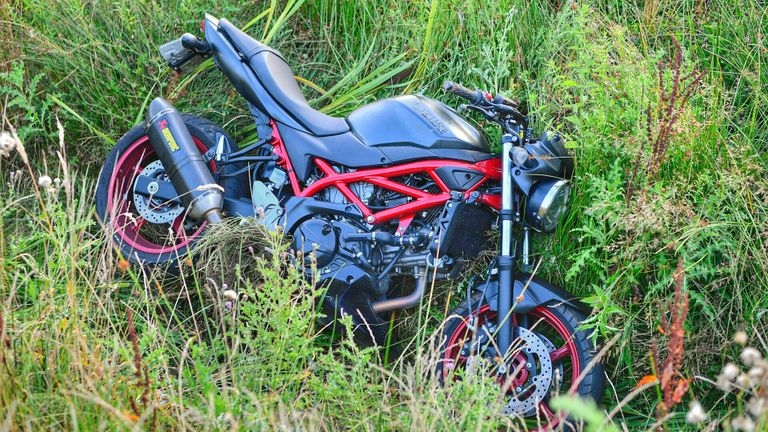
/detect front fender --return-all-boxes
[472,272,590,314]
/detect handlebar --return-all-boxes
[160,33,210,72]
[441,81,484,104]
[442,80,526,131]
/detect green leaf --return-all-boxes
[49,95,115,145]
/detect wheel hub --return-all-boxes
[133,160,183,224]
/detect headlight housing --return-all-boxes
[525,179,571,232]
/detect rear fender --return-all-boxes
[472,272,590,314]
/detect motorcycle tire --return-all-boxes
[438,291,605,430]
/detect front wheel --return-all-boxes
[439,291,604,430]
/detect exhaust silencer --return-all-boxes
[145,97,222,223]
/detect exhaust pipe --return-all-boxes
[145,98,223,223]
[371,271,427,313]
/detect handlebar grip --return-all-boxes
[441,80,482,104]
[180,33,200,49]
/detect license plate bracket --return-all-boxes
[159,37,204,72]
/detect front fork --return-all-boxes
[497,132,522,356]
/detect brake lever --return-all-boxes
[495,103,522,117]
[460,96,527,130]
[464,104,495,119]
[493,94,519,108]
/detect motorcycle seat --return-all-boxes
[218,19,350,137]
[215,19,493,179]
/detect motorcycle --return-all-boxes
[96,14,604,428]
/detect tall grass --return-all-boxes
[0,124,549,430]
[1,0,768,430]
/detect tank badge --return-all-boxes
[411,98,448,135]
[158,118,180,151]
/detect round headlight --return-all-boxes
[525,179,571,232]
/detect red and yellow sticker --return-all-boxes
[158,118,180,151]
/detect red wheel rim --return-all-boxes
[442,305,581,430]
[107,135,215,255]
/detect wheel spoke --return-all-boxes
[550,344,570,363]
[540,400,556,421]
[134,217,146,231]
[171,217,187,243]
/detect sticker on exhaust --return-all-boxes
[158,118,180,151]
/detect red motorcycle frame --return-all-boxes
[269,120,503,235]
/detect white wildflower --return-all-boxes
[734,331,749,346]
[38,175,52,188]
[223,289,238,302]
[748,365,765,381]
[741,347,763,366]
[715,377,729,391]
[731,415,755,432]
[737,372,750,388]
[718,362,741,391]
[748,396,767,418]
[54,178,62,189]
[723,362,741,380]
[685,400,707,424]
[0,131,18,157]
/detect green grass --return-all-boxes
[1,0,768,430]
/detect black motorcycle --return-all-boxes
[95,14,603,427]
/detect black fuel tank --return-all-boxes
[347,94,488,153]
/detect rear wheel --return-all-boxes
[96,114,238,266]
[439,292,604,430]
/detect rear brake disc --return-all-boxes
[133,160,184,224]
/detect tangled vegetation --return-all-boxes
[1,0,767,430]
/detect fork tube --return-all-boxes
[522,227,530,268]
[497,133,517,357]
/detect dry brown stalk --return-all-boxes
[0,309,7,364]
[648,36,705,177]
[125,308,156,430]
[651,256,690,423]
[626,36,705,205]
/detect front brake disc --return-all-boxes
[501,327,554,417]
